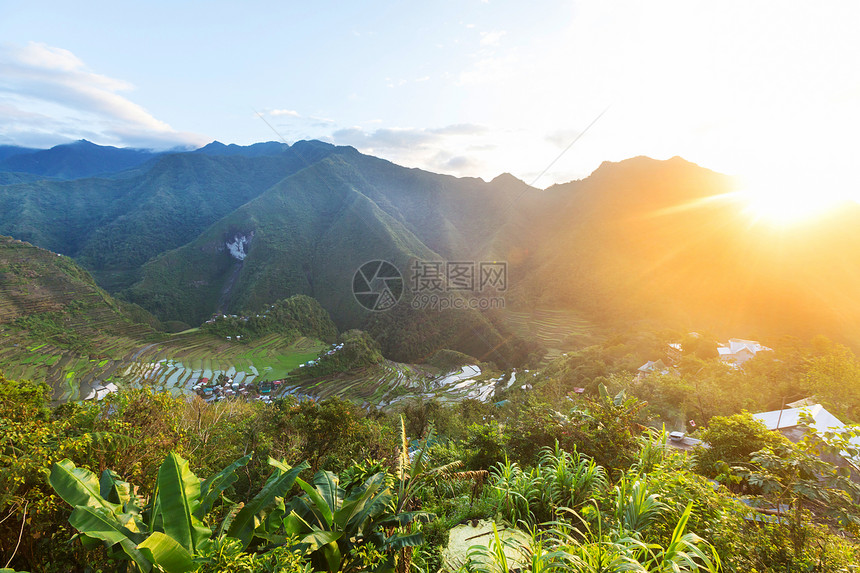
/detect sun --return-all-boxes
[736,172,852,226]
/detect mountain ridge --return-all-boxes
[4,141,860,362]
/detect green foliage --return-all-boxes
[693,412,786,479]
[465,421,509,471]
[471,487,721,573]
[0,236,160,347]
[49,452,311,572]
[272,396,396,473]
[0,375,50,422]
[226,458,310,549]
[196,536,313,573]
[489,457,540,526]
[803,337,860,421]
[613,477,667,535]
[296,330,383,378]
[6,333,860,573]
[563,385,647,472]
[488,443,610,529]
[201,295,338,344]
[50,453,208,572]
[280,468,432,572]
[534,443,608,522]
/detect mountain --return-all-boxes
[0,140,165,179]
[121,151,538,365]
[123,150,860,353]
[5,139,860,364]
[0,140,339,291]
[194,140,290,157]
[0,145,38,162]
[0,172,48,185]
[513,156,860,345]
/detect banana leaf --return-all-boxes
[333,472,386,530]
[226,459,309,547]
[99,469,136,512]
[196,453,252,518]
[294,474,336,528]
[49,459,120,514]
[68,506,150,572]
[383,531,425,550]
[154,452,212,555]
[137,531,195,573]
[298,530,343,553]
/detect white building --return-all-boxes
[753,404,860,468]
[717,338,771,366]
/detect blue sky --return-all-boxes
[1,1,859,205]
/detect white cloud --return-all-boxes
[268,109,301,117]
[479,30,506,46]
[327,122,562,182]
[0,42,205,149]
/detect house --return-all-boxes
[635,359,670,381]
[753,403,860,479]
[753,403,858,447]
[717,338,772,366]
[667,343,683,364]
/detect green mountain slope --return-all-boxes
[122,154,535,365]
[7,139,860,364]
[0,140,338,291]
[0,235,350,402]
[516,156,860,345]
[123,154,439,324]
[126,150,860,353]
[0,235,160,372]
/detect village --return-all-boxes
[189,341,346,403]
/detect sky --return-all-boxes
[1,0,858,198]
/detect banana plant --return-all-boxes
[49,451,286,573]
[278,468,432,572]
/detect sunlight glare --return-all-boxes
[737,171,854,226]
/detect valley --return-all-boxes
[4,5,860,571]
[3,140,859,410]
[4,141,860,573]
[1,311,554,408]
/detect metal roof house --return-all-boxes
[753,403,860,479]
[717,338,772,366]
[635,359,670,380]
[753,403,857,446]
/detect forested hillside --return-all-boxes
[5,141,860,369]
[0,140,337,291]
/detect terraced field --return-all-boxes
[1,326,511,409]
[504,308,594,358]
[121,334,327,391]
[0,329,329,401]
[0,236,518,407]
[275,361,510,409]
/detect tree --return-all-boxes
[693,412,786,479]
